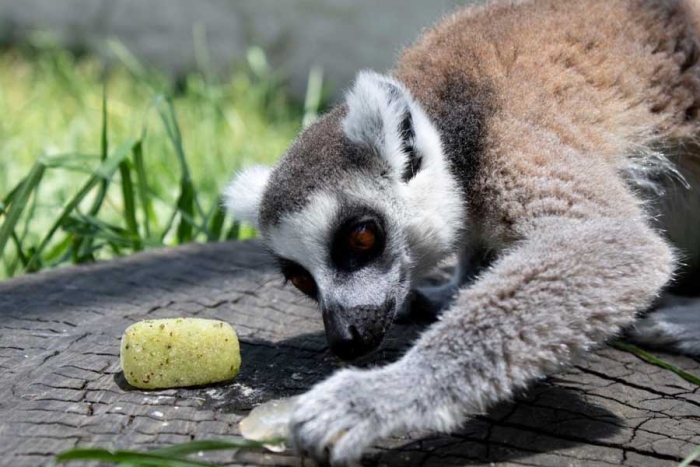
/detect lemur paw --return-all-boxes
[289,368,394,465]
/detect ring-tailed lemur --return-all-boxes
[225,0,700,463]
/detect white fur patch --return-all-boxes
[267,191,340,273]
[223,165,271,226]
[343,71,415,179]
[402,99,466,277]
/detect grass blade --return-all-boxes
[207,203,225,241]
[159,205,179,244]
[0,182,31,268]
[101,85,108,163]
[8,231,28,268]
[107,39,166,91]
[611,341,700,386]
[302,65,324,129]
[63,214,143,246]
[18,179,40,243]
[54,439,278,466]
[146,188,213,243]
[41,152,101,170]
[25,141,135,271]
[152,439,274,456]
[0,162,45,260]
[155,96,206,220]
[679,445,700,467]
[119,159,143,250]
[225,220,240,240]
[2,255,17,277]
[176,180,195,243]
[77,86,111,259]
[55,448,216,467]
[108,39,148,80]
[0,180,22,216]
[43,235,73,265]
[132,140,154,238]
[155,97,196,243]
[87,85,110,216]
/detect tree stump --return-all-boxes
[1,240,699,466]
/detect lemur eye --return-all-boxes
[290,271,316,296]
[331,215,385,272]
[348,223,376,252]
[277,258,317,298]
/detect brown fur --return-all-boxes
[396,0,700,259]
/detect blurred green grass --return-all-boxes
[0,38,326,279]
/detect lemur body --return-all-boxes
[226,0,700,463]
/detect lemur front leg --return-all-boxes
[290,216,674,464]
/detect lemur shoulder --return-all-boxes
[225,0,700,463]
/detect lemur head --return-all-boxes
[225,71,464,360]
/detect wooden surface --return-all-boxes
[1,240,699,467]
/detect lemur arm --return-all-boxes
[290,215,674,463]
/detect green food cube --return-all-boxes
[120,318,241,389]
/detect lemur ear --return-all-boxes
[343,71,422,182]
[223,165,271,227]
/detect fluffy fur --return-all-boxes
[223,165,271,227]
[225,0,700,464]
[342,71,412,178]
[631,295,700,354]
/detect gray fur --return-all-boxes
[291,218,673,463]
[628,295,700,355]
[223,0,700,464]
[258,107,390,229]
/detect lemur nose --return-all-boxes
[322,308,371,361]
[327,324,366,361]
